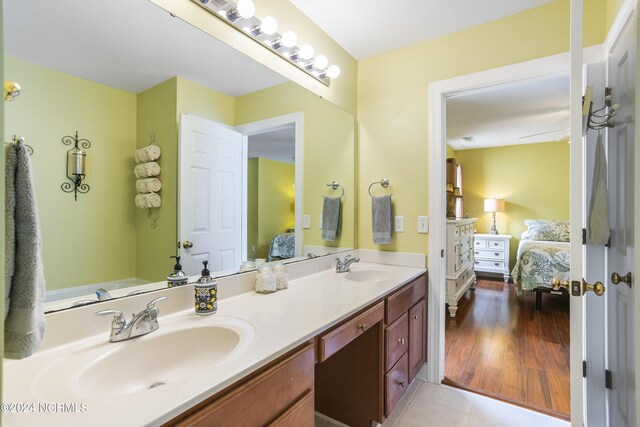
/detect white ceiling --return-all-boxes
[289,0,556,59]
[248,126,296,164]
[5,0,287,96]
[446,75,570,150]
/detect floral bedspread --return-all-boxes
[267,232,295,261]
[511,240,571,293]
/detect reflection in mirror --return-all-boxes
[4,0,355,312]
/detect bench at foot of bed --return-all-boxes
[533,287,569,311]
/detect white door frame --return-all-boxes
[235,112,304,259]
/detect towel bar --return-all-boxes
[326,181,345,198]
[368,178,392,197]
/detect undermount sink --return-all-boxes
[343,269,397,283]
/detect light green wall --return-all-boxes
[236,83,356,250]
[247,159,259,259]
[606,0,626,29]
[454,142,570,267]
[357,0,607,257]
[5,57,138,290]
[176,77,235,125]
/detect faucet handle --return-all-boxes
[147,296,168,310]
[94,309,126,329]
[344,255,351,261]
[95,309,123,317]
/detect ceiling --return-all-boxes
[248,127,296,164]
[289,0,555,59]
[446,75,570,150]
[5,0,287,96]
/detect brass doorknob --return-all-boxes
[552,278,570,292]
[182,240,193,249]
[611,272,632,288]
[583,280,606,296]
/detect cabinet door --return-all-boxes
[408,299,426,381]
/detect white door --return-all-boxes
[606,11,636,427]
[179,114,243,276]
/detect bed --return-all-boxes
[511,220,571,310]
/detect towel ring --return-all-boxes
[5,135,33,155]
[368,178,392,197]
[326,181,345,198]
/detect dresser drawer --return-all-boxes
[474,239,487,249]
[385,353,409,417]
[475,259,505,270]
[456,266,474,291]
[386,275,426,323]
[461,249,473,266]
[487,240,505,250]
[475,249,505,260]
[319,301,384,362]
[267,391,314,427]
[385,313,409,371]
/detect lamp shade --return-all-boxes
[484,198,505,213]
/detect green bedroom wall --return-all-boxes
[5,56,138,291]
[454,142,571,267]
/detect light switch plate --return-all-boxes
[319,214,323,228]
[394,216,404,232]
[418,216,429,233]
[303,215,311,229]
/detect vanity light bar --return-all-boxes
[192,0,338,86]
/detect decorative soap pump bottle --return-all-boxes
[195,261,217,316]
[167,256,188,287]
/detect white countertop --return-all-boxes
[2,260,425,427]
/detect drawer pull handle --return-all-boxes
[412,314,418,320]
[398,338,406,345]
[494,243,499,246]
[475,252,479,255]
[358,324,367,332]
[475,261,479,264]
[494,253,500,256]
[396,381,406,388]
[494,263,500,266]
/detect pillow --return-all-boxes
[523,219,570,242]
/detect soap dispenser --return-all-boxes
[195,260,217,316]
[167,256,188,287]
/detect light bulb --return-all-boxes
[260,16,278,35]
[327,64,341,79]
[236,0,255,19]
[314,54,328,70]
[299,44,314,60]
[281,31,297,48]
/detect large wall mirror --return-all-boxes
[4,0,355,312]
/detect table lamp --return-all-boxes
[484,198,505,235]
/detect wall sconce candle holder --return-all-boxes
[61,131,91,201]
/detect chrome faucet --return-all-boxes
[73,288,148,307]
[94,296,167,342]
[335,254,360,273]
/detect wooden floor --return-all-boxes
[445,278,571,420]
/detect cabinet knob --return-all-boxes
[358,324,367,332]
[494,252,500,256]
[396,380,406,388]
[412,314,418,320]
[494,263,500,266]
[398,338,405,345]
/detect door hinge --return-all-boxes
[582,228,586,245]
[441,249,445,258]
[583,360,587,378]
[605,369,613,389]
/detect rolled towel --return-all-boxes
[135,192,161,209]
[135,145,161,163]
[136,178,162,194]
[322,196,342,241]
[372,194,392,245]
[134,161,161,178]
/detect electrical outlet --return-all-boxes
[394,216,404,232]
[303,215,311,229]
[418,216,429,233]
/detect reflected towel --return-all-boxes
[587,133,610,245]
[322,196,342,241]
[372,194,392,244]
[136,178,162,194]
[135,192,162,208]
[134,145,161,164]
[134,161,161,178]
[4,142,46,359]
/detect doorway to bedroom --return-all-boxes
[441,73,572,420]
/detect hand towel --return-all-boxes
[372,194,392,244]
[135,178,162,194]
[134,145,161,164]
[135,192,162,208]
[322,196,342,241]
[4,142,47,359]
[587,133,610,245]
[134,161,161,178]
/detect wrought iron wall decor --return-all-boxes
[61,131,91,201]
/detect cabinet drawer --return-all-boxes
[408,299,426,381]
[385,353,409,417]
[173,344,314,427]
[475,259,505,270]
[456,266,474,291]
[488,240,505,249]
[474,249,505,260]
[319,301,384,362]
[474,239,487,249]
[386,275,426,324]
[385,313,409,371]
[268,391,314,427]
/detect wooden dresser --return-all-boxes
[445,219,477,318]
[473,234,512,282]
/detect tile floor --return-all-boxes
[315,378,570,427]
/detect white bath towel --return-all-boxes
[134,145,161,163]
[587,133,610,245]
[136,178,162,194]
[135,192,162,208]
[4,142,47,359]
[134,161,161,178]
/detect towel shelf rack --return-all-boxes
[326,181,345,198]
[368,178,392,197]
[585,86,618,132]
